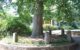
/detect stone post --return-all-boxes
[13,32,18,42]
[66,30,73,42]
[44,32,51,44]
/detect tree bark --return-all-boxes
[31,0,43,38]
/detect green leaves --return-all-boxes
[17,0,32,25]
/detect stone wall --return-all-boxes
[0,43,77,50]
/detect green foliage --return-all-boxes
[0,0,32,36]
[44,0,56,21]
[0,19,7,31]
[56,0,74,22]
[0,0,80,38]
[61,25,73,30]
[43,25,57,31]
[43,0,78,27]
[60,21,78,29]
[6,17,32,36]
[51,37,71,46]
[17,0,32,24]
[0,16,32,36]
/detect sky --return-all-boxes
[3,0,18,17]
[12,0,17,3]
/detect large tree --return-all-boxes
[17,0,80,37]
[17,0,44,38]
[31,0,44,38]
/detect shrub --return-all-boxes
[7,19,32,36]
[51,37,70,44]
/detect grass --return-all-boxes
[0,36,71,46]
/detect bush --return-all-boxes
[0,17,32,37]
[53,38,70,43]
[7,19,32,36]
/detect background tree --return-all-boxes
[0,0,32,36]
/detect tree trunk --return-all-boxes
[31,0,43,38]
